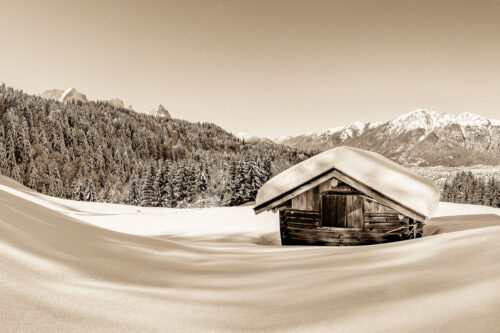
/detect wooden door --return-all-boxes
[321,194,363,228]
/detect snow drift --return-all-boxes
[0,176,499,332]
[255,146,440,218]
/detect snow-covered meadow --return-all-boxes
[1,175,500,332]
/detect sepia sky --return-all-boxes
[1,0,499,137]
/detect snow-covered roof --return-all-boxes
[255,146,439,218]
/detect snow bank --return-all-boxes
[1,176,500,332]
[255,146,440,218]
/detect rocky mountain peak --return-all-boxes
[150,104,172,118]
[59,87,88,103]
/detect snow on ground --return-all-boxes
[1,175,500,332]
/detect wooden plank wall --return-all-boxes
[346,195,364,228]
[363,197,398,214]
[291,187,319,210]
[291,177,359,211]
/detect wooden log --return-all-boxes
[287,227,399,240]
[286,222,319,229]
[364,216,408,222]
[288,231,401,244]
[284,213,320,219]
[365,225,404,232]
[283,214,317,220]
[282,209,319,215]
[289,237,378,246]
[364,221,405,226]
[364,213,401,217]
[286,220,318,225]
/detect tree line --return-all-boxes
[0,83,498,209]
[0,83,310,207]
[441,171,499,208]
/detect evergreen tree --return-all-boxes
[0,140,8,175]
[153,160,171,207]
[85,178,96,202]
[27,163,40,191]
[72,178,85,201]
[123,173,140,206]
[0,83,310,206]
[491,178,499,208]
[140,163,156,206]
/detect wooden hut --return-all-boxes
[254,146,439,246]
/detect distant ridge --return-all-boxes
[40,87,126,109]
[40,88,171,116]
[275,109,500,166]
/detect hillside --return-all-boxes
[0,83,309,207]
[276,109,500,166]
[1,175,500,332]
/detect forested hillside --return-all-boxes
[0,84,310,207]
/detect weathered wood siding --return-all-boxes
[285,226,401,246]
[346,195,364,228]
[291,187,319,210]
[363,197,398,214]
[289,176,358,211]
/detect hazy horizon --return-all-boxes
[1,0,500,137]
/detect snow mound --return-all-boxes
[1,175,500,332]
[255,146,440,218]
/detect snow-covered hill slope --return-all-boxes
[276,109,500,166]
[1,175,500,332]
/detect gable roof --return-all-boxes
[254,146,440,219]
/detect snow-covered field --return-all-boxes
[1,175,500,332]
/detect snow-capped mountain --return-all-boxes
[149,104,172,118]
[39,88,127,108]
[59,87,88,103]
[275,109,500,166]
[40,87,88,104]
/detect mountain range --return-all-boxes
[40,87,89,104]
[39,87,170,118]
[38,87,499,167]
[274,109,500,166]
